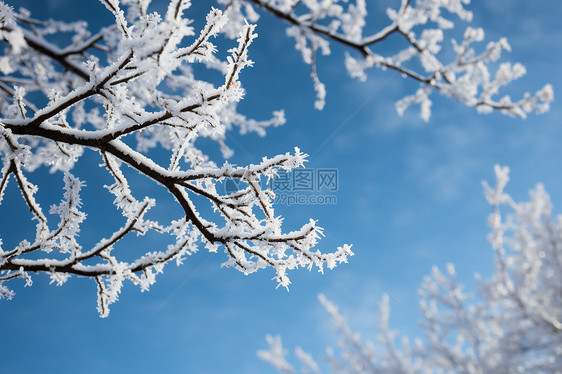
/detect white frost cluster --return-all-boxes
[0,2,25,54]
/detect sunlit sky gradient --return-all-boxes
[2,1,562,373]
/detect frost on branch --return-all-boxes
[261,166,562,372]
[0,0,351,316]
[223,0,552,120]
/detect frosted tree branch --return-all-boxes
[220,0,553,120]
[0,0,352,316]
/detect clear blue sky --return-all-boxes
[2,1,562,373]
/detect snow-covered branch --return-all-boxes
[0,0,352,316]
[221,0,553,120]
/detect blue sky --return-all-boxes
[2,1,562,373]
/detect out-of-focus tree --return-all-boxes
[259,166,562,373]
